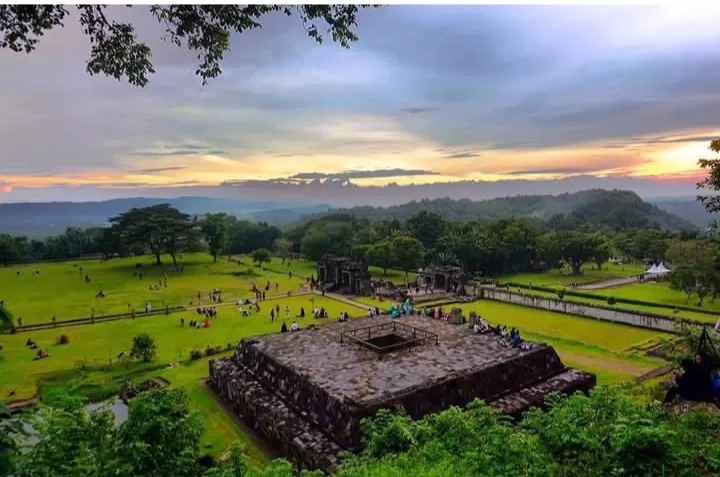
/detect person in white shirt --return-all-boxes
[291,321,299,331]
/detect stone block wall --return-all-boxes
[481,288,679,333]
[234,339,359,448]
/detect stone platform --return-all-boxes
[209,315,595,472]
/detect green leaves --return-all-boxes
[1,5,372,86]
[130,333,157,362]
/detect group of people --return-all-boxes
[663,353,720,404]
[26,338,50,360]
[471,318,534,351]
[280,321,301,332]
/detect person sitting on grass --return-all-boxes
[291,321,299,332]
[34,349,49,360]
[26,338,37,349]
[281,321,288,333]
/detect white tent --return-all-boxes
[654,262,671,274]
[645,263,659,274]
[645,262,671,275]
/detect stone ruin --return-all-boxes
[418,265,470,294]
[209,316,595,473]
[317,254,372,295]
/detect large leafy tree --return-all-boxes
[697,139,720,213]
[110,204,195,266]
[0,234,18,266]
[556,231,602,275]
[251,248,272,267]
[0,303,14,332]
[130,333,157,362]
[0,5,369,86]
[389,235,424,285]
[366,240,394,276]
[200,213,230,263]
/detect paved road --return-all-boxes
[576,276,639,290]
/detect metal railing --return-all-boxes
[340,321,438,353]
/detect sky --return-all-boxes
[2,4,720,202]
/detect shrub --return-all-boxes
[607,297,616,305]
[189,349,202,360]
[130,333,157,362]
[57,334,70,345]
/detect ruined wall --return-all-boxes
[208,358,343,472]
[482,288,679,333]
[235,340,359,448]
[360,345,569,423]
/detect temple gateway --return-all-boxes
[316,254,372,295]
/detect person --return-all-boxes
[663,356,713,403]
[285,305,290,319]
[180,317,185,327]
[299,307,305,318]
[291,321,299,332]
[281,321,288,333]
[473,322,481,333]
[270,309,275,321]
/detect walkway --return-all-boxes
[312,290,368,310]
[576,276,638,290]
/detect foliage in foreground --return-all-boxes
[5,386,720,477]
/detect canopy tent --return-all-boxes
[645,262,671,275]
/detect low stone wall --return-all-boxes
[481,288,682,333]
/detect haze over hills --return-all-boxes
[0,189,708,238]
[0,197,330,238]
[301,189,701,231]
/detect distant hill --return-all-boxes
[302,189,696,231]
[648,197,716,228]
[0,197,330,237]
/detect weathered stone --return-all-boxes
[209,315,595,472]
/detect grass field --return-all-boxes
[450,300,667,383]
[588,281,720,315]
[504,287,720,324]
[0,255,673,462]
[499,263,645,288]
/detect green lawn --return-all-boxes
[503,286,720,324]
[0,254,316,325]
[499,262,645,288]
[588,281,720,315]
[451,300,667,383]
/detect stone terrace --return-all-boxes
[210,315,595,472]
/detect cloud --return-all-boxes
[508,167,599,175]
[2,5,720,201]
[130,166,188,174]
[0,184,12,193]
[443,151,479,159]
[289,169,439,181]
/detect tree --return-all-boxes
[0,5,369,87]
[200,213,230,263]
[110,204,195,265]
[130,333,157,362]
[590,237,611,270]
[389,235,424,285]
[272,238,293,261]
[669,265,697,304]
[0,234,18,266]
[0,303,14,332]
[557,231,600,275]
[697,138,720,213]
[300,229,332,262]
[115,389,203,477]
[251,248,272,267]
[0,403,23,476]
[366,240,394,276]
[405,211,446,253]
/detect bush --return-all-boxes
[57,334,70,345]
[607,297,616,305]
[189,349,202,360]
[130,333,157,362]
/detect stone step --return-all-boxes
[488,368,596,417]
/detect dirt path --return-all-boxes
[577,276,639,290]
